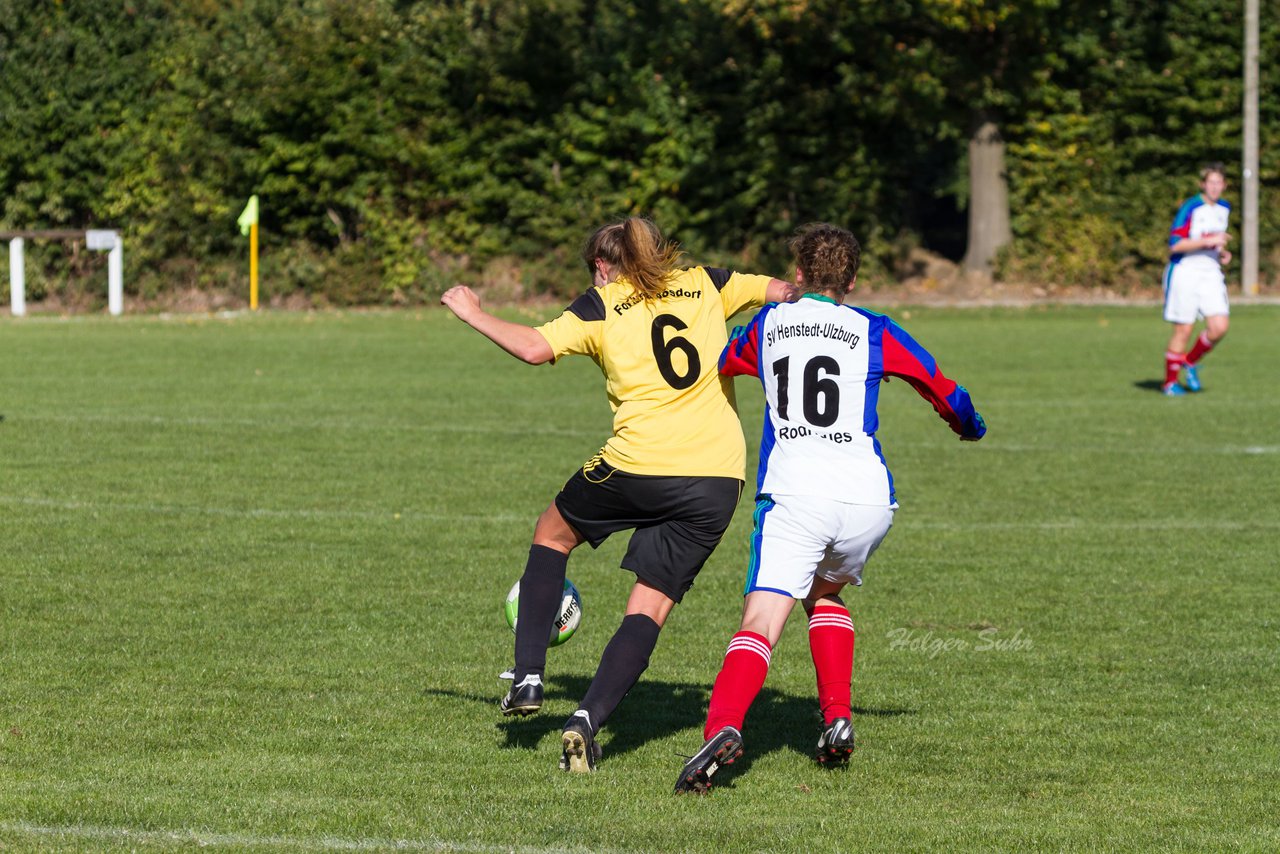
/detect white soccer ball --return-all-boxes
[503,578,582,647]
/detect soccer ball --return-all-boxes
[504,578,582,647]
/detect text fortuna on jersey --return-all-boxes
[613,288,703,315]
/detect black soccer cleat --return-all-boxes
[673,726,744,794]
[559,712,601,773]
[499,675,543,717]
[815,717,855,766]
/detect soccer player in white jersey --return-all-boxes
[1161,163,1232,396]
[674,223,986,794]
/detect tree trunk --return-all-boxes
[962,119,1013,274]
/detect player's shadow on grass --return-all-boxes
[656,689,916,791]
[1134,379,1177,393]
[489,674,706,753]
[424,678,620,752]
[429,676,915,769]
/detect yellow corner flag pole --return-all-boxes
[237,195,260,310]
[250,221,259,310]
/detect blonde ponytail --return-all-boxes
[582,217,683,299]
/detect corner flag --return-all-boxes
[237,195,259,236]
[238,195,260,310]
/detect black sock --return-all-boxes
[512,545,568,684]
[574,613,662,733]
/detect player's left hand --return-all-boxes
[440,285,482,321]
[1219,250,1232,266]
[962,412,986,441]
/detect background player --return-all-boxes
[673,223,986,794]
[1162,163,1232,396]
[440,217,794,772]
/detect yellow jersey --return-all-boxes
[537,266,773,479]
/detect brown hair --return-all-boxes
[789,223,861,295]
[1200,162,1227,181]
[582,217,683,299]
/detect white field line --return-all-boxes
[965,442,1280,456]
[12,414,1280,456]
[868,295,1280,308]
[2,493,1276,531]
[0,820,607,853]
[978,398,1280,412]
[901,517,1280,532]
[0,494,527,525]
[5,297,1280,321]
[16,411,600,438]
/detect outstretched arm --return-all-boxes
[441,286,554,365]
[882,321,986,441]
[766,278,799,303]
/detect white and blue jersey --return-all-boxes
[1164,195,1231,323]
[719,295,985,507]
[1168,195,1231,275]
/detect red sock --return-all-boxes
[1185,331,1215,365]
[808,602,855,725]
[1164,351,1185,387]
[704,631,771,739]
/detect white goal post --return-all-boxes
[3,229,124,316]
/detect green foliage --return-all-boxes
[1,0,1277,302]
[1000,0,1280,286]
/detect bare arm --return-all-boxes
[1170,232,1230,254]
[766,278,799,303]
[440,286,554,365]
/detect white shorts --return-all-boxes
[744,495,896,598]
[1163,263,1229,324]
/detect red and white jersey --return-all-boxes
[720,295,985,506]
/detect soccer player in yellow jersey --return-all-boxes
[441,217,794,772]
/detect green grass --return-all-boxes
[1,304,1278,852]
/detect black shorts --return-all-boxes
[554,460,743,603]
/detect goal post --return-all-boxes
[3,229,124,316]
[86,230,124,315]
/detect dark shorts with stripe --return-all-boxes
[554,460,743,603]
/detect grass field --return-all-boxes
[2,303,1278,852]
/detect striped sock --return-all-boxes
[1185,331,1215,365]
[1164,351,1185,388]
[704,631,772,739]
[808,602,855,725]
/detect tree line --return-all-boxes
[1,0,1276,306]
